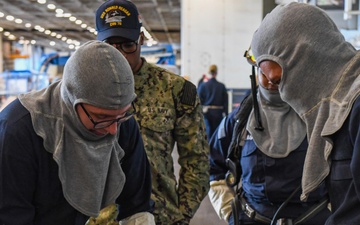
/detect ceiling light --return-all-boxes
[75,20,82,25]
[0,27,3,32]
[4,31,10,36]
[56,34,62,39]
[6,15,14,21]
[69,16,76,22]
[31,40,36,44]
[61,37,67,41]
[81,24,87,29]
[0,12,4,17]
[8,34,16,40]
[55,8,63,14]
[15,18,23,24]
[49,41,55,46]
[44,30,51,35]
[37,0,46,4]
[25,23,32,28]
[47,4,56,10]
[62,13,71,17]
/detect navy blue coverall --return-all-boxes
[198,77,228,140]
[0,99,153,225]
[209,106,330,225]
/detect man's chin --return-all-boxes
[91,129,108,136]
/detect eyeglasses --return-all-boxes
[104,35,141,54]
[244,46,257,66]
[80,102,136,129]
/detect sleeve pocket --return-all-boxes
[139,107,175,132]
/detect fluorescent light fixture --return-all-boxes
[15,18,23,24]
[47,4,56,10]
[6,15,14,21]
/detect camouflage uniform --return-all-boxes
[134,58,210,224]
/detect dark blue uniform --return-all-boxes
[209,106,330,225]
[198,77,228,140]
[325,96,360,225]
[0,99,153,225]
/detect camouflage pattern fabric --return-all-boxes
[133,59,210,224]
[86,203,118,225]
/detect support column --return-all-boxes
[181,0,263,89]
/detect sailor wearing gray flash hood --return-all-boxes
[0,40,154,224]
[251,2,360,224]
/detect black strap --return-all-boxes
[270,185,301,225]
[294,197,329,225]
[231,194,241,225]
[226,66,264,187]
[250,66,263,131]
[225,94,253,187]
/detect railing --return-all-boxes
[0,70,49,96]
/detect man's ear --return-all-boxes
[139,32,145,45]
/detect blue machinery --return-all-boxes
[0,53,70,96]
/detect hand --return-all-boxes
[86,204,118,225]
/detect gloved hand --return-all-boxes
[119,212,155,225]
[86,203,118,225]
[208,180,235,221]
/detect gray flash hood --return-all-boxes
[251,2,360,201]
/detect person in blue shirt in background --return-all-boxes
[198,64,228,140]
[207,49,331,225]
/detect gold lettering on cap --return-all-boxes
[100,5,131,19]
[109,22,122,26]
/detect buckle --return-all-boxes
[244,203,255,219]
[276,218,293,225]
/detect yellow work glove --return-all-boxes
[86,203,118,225]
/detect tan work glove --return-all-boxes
[86,203,118,225]
[208,180,235,221]
[119,212,155,225]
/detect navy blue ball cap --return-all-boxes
[96,0,142,41]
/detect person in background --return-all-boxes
[208,63,331,224]
[251,2,360,224]
[0,41,154,225]
[198,64,228,140]
[95,0,210,224]
[198,74,208,87]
